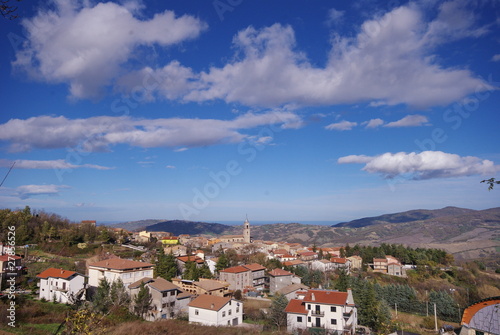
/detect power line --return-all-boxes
[0,161,15,187]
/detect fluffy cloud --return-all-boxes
[325,120,358,131]
[364,118,385,129]
[0,159,112,170]
[179,3,490,108]
[13,0,207,99]
[338,151,499,180]
[384,115,430,128]
[0,111,303,152]
[16,184,70,199]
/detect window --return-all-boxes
[331,306,336,312]
[331,319,337,325]
[307,304,311,310]
[222,311,226,317]
[195,309,199,315]
[308,317,311,322]
[297,316,303,322]
[236,307,239,313]
[228,309,232,315]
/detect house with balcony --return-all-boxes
[285,289,357,334]
[347,256,363,270]
[188,294,243,326]
[128,277,191,321]
[0,254,23,283]
[242,263,266,291]
[88,258,154,288]
[37,268,86,304]
[172,278,231,297]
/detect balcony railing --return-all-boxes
[311,311,325,317]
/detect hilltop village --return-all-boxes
[1,210,498,335]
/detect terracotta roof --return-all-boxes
[195,279,229,291]
[461,296,500,325]
[283,259,306,266]
[268,268,292,277]
[188,294,233,311]
[284,299,307,314]
[299,251,317,256]
[331,257,347,264]
[37,268,79,279]
[149,277,182,292]
[303,289,348,305]
[242,263,266,271]
[220,265,250,274]
[89,258,154,270]
[0,255,21,262]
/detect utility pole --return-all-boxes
[434,303,438,331]
[395,303,398,318]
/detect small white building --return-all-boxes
[285,289,357,334]
[37,268,86,304]
[88,258,154,288]
[188,294,243,326]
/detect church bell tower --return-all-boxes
[243,217,251,243]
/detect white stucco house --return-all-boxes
[285,289,357,334]
[88,258,154,288]
[37,268,86,304]
[188,294,243,326]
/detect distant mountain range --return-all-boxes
[112,206,500,261]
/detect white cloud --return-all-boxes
[13,1,207,100]
[338,151,499,180]
[492,54,500,62]
[364,118,384,129]
[326,9,345,26]
[16,184,70,199]
[166,165,176,169]
[0,111,303,152]
[0,159,112,170]
[325,120,357,131]
[179,3,490,108]
[384,115,430,128]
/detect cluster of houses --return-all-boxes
[35,256,359,333]
[2,218,418,334]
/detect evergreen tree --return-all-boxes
[183,260,200,281]
[110,278,130,309]
[134,282,152,319]
[269,293,288,331]
[216,253,230,273]
[155,248,168,278]
[92,278,112,314]
[164,251,178,280]
[335,268,350,292]
[199,262,213,279]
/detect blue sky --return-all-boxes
[0,0,499,223]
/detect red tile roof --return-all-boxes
[331,257,347,264]
[284,299,307,314]
[242,263,266,271]
[268,268,292,277]
[37,268,78,279]
[220,265,250,274]
[89,258,154,270]
[303,289,348,305]
[188,294,233,311]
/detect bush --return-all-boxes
[421,316,435,329]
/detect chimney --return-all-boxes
[311,293,315,301]
[210,303,214,309]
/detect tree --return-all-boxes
[134,282,152,319]
[92,278,112,314]
[1,0,22,20]
[216,253,230,273]
[269,293,288,331]
[110,278,130,310]
[481,177,499,190]
[335,268,350,292]
[182,260,200,281]
[199,262,213,279]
